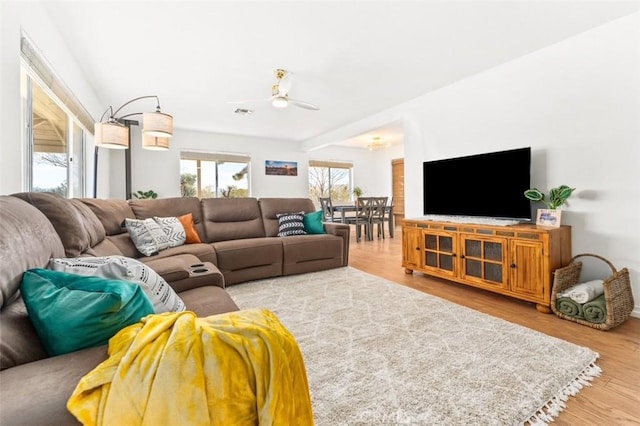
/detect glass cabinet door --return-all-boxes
[422,231,457,277]
[460,235,508,288]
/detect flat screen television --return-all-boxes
[423,147,532,221]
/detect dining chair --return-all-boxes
[369,196,388,239]
[384,196,394,238]
[318,197,340,223]
[343,197,374,242]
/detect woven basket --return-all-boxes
[551,253,634,330]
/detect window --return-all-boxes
[180,151,250,198]
[21,34,92,197]
[308,160,353,203]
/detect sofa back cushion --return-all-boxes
[201,198,265,242]
[0,196,65,369]
[128,197,206,242]
[78,198,138,257]
[259,198,316,237]
[11,192,107,258]
[78,198,135,236]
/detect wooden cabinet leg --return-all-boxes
[536,304,552,314]
[404,268,414,274]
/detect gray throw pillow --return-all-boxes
[49,256,186,313]
[153,216,186,248]
[124,218,170,256]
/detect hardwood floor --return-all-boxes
[347,225,640,425]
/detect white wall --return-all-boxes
[129,128,399,200]
[306,12,640,316]
[0,1,104,196]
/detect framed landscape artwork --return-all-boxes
[265,160,298,176]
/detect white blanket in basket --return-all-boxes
[559,279,605,304]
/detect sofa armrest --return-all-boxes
[323,223,350,266]
[142,254,223,290]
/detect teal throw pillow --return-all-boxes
[304,210,326,234]
[20,268,155,356]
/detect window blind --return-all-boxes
[20,33,95,134]
[181,151,251,163]
[309,160,353,169]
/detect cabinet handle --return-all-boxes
[415,247,420,251]
[510,263,516,268]
[459,254,463,259]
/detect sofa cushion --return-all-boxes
[211,237,283,286]
[303,210,326,234]
[0,344,108,426]
[49,256,186,313]
[69,199,107,248]
[129,197,206,241]
[212,238,283,271]
[0,297,48,370]
[201,198,265,242]
[11,192,95,257]
[178,213,203,243]
[21,268,154,356]
[153,216,186,248]
[77,198,135,236]
[178,286,239,317]
[259,198,316,237]
[277,212,307,236]
[281,234,345,276]
[142,243,217,266]
[0,196,65,309]
[124,218,171,256]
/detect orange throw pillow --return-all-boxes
[178,213,202,244]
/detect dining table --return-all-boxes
[331,203,394,238]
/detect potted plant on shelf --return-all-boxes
[352,186,364,200]
[524,185,575,227]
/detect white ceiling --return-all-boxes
[42,1,640,149]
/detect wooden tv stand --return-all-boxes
[401,218,572,313]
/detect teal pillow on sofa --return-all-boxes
[303,211,326,234]
[20,268,155,356]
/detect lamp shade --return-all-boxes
[94,122,129,149]
[142,134,170,151]
[142,111,173,137]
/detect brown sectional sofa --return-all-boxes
[0,193,350,425]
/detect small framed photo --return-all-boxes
[536,209,562,228]
[265,160,298,176]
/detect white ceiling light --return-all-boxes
[271,96,289,108]
[366,136,390,151]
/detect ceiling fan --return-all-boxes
[230,69,319,111]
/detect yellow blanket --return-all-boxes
[67,308,314,426]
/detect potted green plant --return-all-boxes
[524,185,575,227]
[524,185,575,209]
[132,190,158,199]
[352,186,364,198]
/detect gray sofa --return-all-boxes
[0,193,350,425]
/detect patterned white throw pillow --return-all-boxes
[49,256,186,313]
[153,216,186,248]
[276,212,307,237]
[124,218,170,256]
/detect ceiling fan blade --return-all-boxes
[288,98,319,111]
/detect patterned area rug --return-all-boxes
[226,267,601,425]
